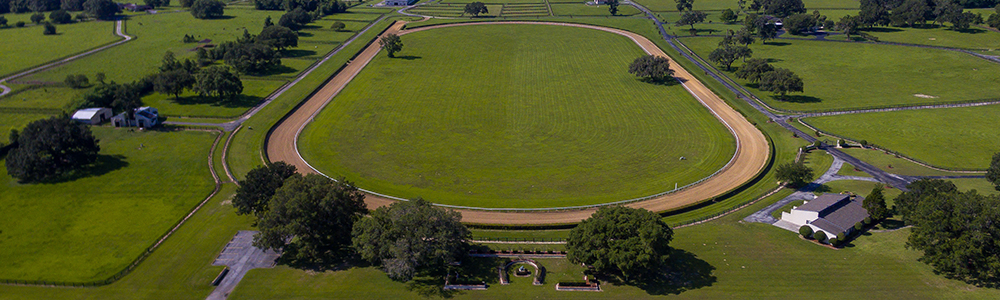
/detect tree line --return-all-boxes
[232,162,677,282]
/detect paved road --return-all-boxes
[265,20,771,224]
[0,19,132,97]
[743,155,873,224]
[206,231,281,300]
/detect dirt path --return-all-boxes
[265,21,770,225]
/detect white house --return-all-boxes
[781,193,869,242]
[111,107,160,128]
[71,108,113,125]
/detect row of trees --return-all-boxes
[709,27,804,98]
[233,163,470,281]
[153,51,245,100]
[232,162,677,282]
[0,0,122,20]
[253,0,348,20]
[190,0,225,19]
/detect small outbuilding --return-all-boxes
[780,193,869,242]
[111,107,160,128]
[71,108,113,125]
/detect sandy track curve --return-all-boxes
[265,21,770,225]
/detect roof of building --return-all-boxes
[797,193,870,235]
[72,108,108,120]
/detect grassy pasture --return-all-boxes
[838,147,980,176]
[0,86,86,110]
[0,113,52,146]
[805,105,1000,170]
[0,19,120,77]
[141,79,285,118]
[299,24,736,208]
[0,128,216,282]
[550,3,643,16]
[681,37,1000,112]
[826,25,1000,50]
[633,0,859,12]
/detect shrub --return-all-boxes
[813,231,828,243]
[15,21,26,27]
[42,22,56,35]
[0,16,7,27]
[64,74,89,88]
[864,216,872,225]
[179,0,193,7]
[860,140,869,148]
[799,225,813,238]
[836,233,846,243]
[31,12,45,24]
[50,9,72,24]
[854,222,863,231]
[330,21,345,31]
[190,0,225,19]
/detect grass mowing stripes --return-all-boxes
[681,36,1000,112]
[298,24,736,208]
[803,104,1000,170]
[0,128,216,282]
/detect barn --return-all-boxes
[71,108,113,125]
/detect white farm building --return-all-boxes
[71,108,113,125]
[780,193,869,242]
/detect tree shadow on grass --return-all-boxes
[861,27,903,33]
[393,55,422,60]
[245,64,299,77]
[763,41,792,46]
[172,94,260,108]
[953,27,986,34]
[36,154,128,184]
[282,49,318,58]
[297,31,314,37]
[273,244,370,272]
[773,95,822,103]
[597,249,716,295]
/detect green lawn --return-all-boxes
[820,179,901,199]
[950,178,999,196]
[837,147,974,176]
[826,24,1000,50]
[0,86,89,110]
[142,78,285,118]
[805,105,1000,170]
[299,24,736,208]
[0,19,120,77]
[0,128,216,282]
[801,150,833,175]
[681,37,1000,112]
[550,3,642,16]
[836,161,870,177]
[0,113,52,146]
[633,0,859,12]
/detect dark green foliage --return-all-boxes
[256,25,298,50]
[813,231,827,242]
[628,54,674,82]
[990,12,1000,28]
[145,0,170,8]
[775,161,813,187]
[799,225,813,238]
[76,80,146,113]
[352,198,469,282]
[278,7,310,30]
[5,116,100,182]
[330,20,345,31]
[154,69,195,98]
[859,0,891,26]
[254,174,368,264]
[896,179,1000,286]
[0,0,8,13]
[15,21,26,27]
[674,0,692,12]
[759,68,804,97]
[95,72,105,84]
[179,0,193,7]
[709,44,752,70]
[854,222,864,231]
[463,1,487,16]
[607,0,619,15]
[25,0,60,12]
[49,9,71,23]
[64,74,89,88]
[759,0,804,17]
[183,34,197,43]
[31,12,45,24]
[193,66,243,99]
[734,28,755,46]
[233,162,297,217]
[863,184,890,220]
[944,11,983,29]
[159,51,183,72]
[719,8,738,23]
[222,42,281,73]
[782,13,813,35]
[675,10,707,30]
[83,0,119,20]
[988,152,1000,191]
[42,21,56,34]
[0,16,7,27]
[891,0,930,27]
[190,0,225,19]
[319,0,347,15]
[567,206,673,280]
[253,0,282,10]
[378,33,403,58]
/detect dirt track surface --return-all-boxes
[265,21,770,225]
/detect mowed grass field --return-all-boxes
[0,128,216,282]
[826,25,1000,50]
[0,18,120,76]
[805,105,1000,170]
[299,24,736,208]
[16,7,382,118]
[681,37,1000,112]
[633,0,859,12]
